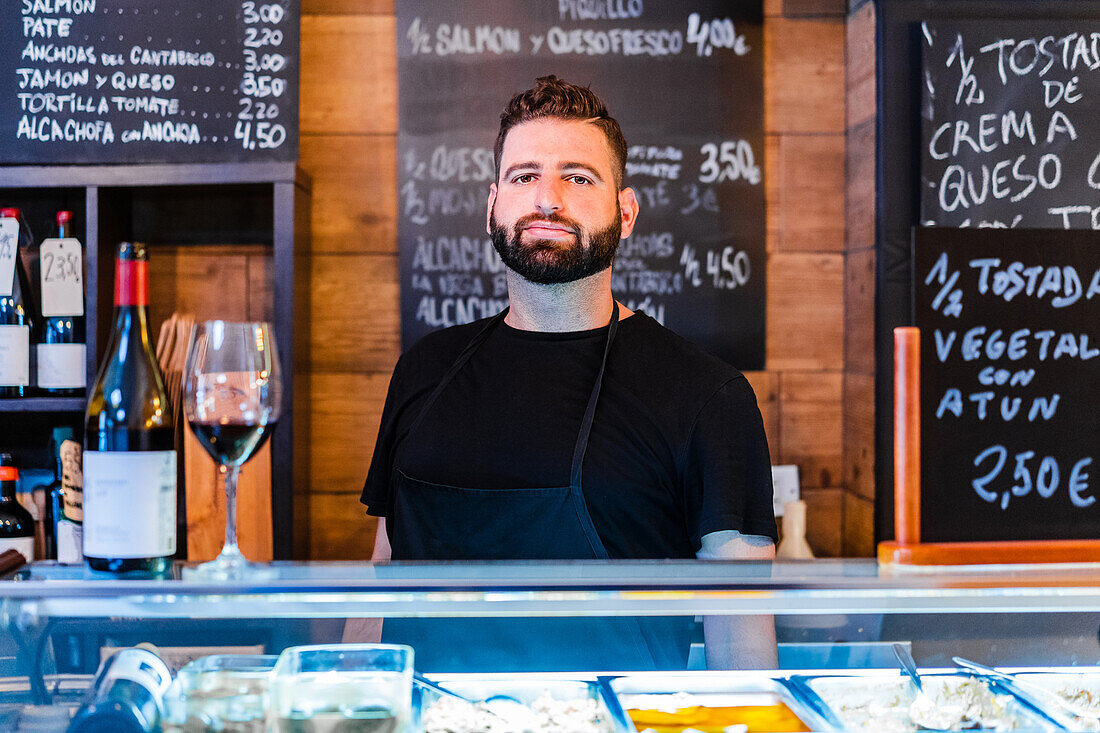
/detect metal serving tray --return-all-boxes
[787,671,1062,732]
[1007,672,1100,732]
[417,674,627,732]
[604,671,831,732]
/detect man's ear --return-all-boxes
[485,183,497,235]
[618,187,640,238]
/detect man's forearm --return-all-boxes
[703,613,777,669]
[697,529,778,669]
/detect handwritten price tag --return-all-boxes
[0,218,18,299]
[39,238,84,317]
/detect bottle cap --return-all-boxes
[117,241,148,261]
[0,466,16,481]
[57,210,73,224]
[0,208,20,219]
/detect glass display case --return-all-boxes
[1,559,1099,729]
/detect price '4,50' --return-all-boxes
[234,120,287,151]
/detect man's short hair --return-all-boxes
[494,75,628,187]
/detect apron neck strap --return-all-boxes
[569,300,620,489]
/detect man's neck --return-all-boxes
[503,269,632,332]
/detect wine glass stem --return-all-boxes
[222,463,243,559]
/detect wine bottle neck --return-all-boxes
[114,258,148,307]
[110,304,152,343]
[0,478,15,503]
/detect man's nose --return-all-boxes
[534,177,563,215]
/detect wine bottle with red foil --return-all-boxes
[0,208,35,398]
[0,454,36,562]
[83,242,175,576]
[38,210,86,396]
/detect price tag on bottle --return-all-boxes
[0,218,17,298]
[39,238,84,317]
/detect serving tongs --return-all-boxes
[953,656,1100,720]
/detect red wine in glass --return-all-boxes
[189,419,276,466]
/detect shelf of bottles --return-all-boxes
[0,163,310,561]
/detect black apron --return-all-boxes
[381,304,692,671]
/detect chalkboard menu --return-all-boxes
[914,227,1098,543]
[397,1,765,369]
[2,0,298,163]
[921,20,1099,229]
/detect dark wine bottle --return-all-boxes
[44,426,76,561]
[37,210,86,396]
[0,453,36,562]
[83,242,175,576]
[0,208,35,398]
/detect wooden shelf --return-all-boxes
[0,398,85,413]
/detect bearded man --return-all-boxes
[356,75,777,671]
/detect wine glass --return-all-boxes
[183,321,281,580]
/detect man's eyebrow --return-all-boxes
[502,161,542,179]
[559,162,604,182]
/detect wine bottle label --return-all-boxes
[37,343,86,388]
[39,238,85,317]
[83,451,176,558]
[0,325,30,386]
[61,439,83,521]
[0,536,34,563]
[57,520,82,564]
[0,218,17,298]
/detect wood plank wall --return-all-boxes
[843,0,877,556]
[297,0,874,558]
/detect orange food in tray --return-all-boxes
[625,703,810,733]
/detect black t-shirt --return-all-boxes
[361,312,777,558]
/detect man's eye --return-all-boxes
[568,175,591,185]
[512,174,536,184]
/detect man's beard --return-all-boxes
[490,210,621,285]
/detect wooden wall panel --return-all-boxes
[248,254,274,322]
[844,247,875,376]
[842,490,875,556]
[300,16,397,135]
[846,2,877,128]
[843,373,875,502]
[310,372,392,494]
[765,136,780,254]
[775,134,845,252]
[845,120,876,252]
[310,492,378,560]
[843,2,877,556]
[766,253,844,371]
[778,372,843,488]
[300,135,397,255]
[802,487,843,557]
[310,254,401,373]
[743,371,780,453]
[303,0,392,15]
[765,17,846,133]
